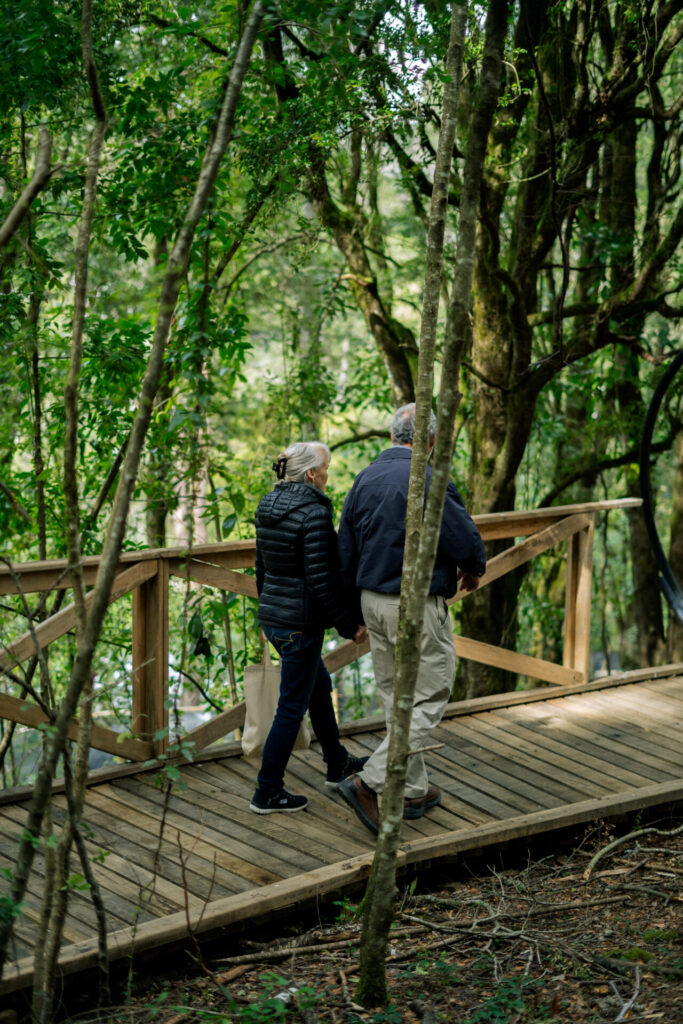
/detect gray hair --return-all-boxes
[391,403,437,445]
[276,441,330,483]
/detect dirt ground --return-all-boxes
[42,814,683,1023]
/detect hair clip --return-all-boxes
[272,456,288,480]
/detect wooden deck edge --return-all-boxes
[2,777,681,996]
[439,662,683,718]
[2,663,681,807]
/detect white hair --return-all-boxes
[276,441,330,483]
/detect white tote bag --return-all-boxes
[241,641,311,757]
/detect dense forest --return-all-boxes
[0,0,681,774]
[1,0,682,1016]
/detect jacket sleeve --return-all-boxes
[255,537,265,595]
[337,489,359,590]
[302,506,359,639]
[439,483,487,576]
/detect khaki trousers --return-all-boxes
[359,589,456,797]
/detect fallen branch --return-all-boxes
[213,924,429,966]
[339,968,366,1014]
[612,964,640,1022]
[584,824,683,879]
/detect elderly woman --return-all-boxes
[250,441,367,814]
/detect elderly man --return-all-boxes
[336,403,486,833]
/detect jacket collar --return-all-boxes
[377,445,413,461]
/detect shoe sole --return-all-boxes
[337,783,379,834]
[249,801,308,814]
[403,793,442,820]
[325,777,353,789]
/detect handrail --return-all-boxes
[0,499,641,591]
[0,499,643,765]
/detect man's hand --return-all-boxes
[458,572,482,593]
[353,625,368,645]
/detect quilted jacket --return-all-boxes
[254,482,358,639]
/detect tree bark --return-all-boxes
[0,127,53,251]
[356,0,508,1004]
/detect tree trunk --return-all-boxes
[356,0,508,1004]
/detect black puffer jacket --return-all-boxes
[255,482,358,639]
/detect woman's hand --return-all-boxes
[353,625,368,645]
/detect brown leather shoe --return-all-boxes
[404,784,441,820]
[337,774,379,834]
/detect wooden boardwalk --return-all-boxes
[2,668,683,995]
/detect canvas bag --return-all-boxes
[241,640,312,757]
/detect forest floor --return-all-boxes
[59,815,682,1024]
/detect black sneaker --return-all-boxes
[325,754,369,788]
[249,788,308,814]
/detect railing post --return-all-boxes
[132,558,169,755]
[563,515,595,682]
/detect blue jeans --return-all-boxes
[257,625,347,798]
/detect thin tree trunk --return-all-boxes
[64,0,107,633]
[0,1,264,978]
[356,0,495,1004]
[32,7,110,1013]
[0,126,53,251]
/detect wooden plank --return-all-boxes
[196,760,369,859]
[48,796,202,916]
[453,635,583,685]
[639,676,683,703]
[3,774,678,998]
[444,708,624,795]
[584,683,683,736]
[0,809,106,933]
[622,681,683,716]
[431,721,590,807]
[475,705,668,787]
[79,790,246,901]
[449,513,592,603]
[119,539,256,568]
[426,739,553,814]
[73,797,233,902]
[176,767,330,868]
[132,560,169,754]
[0,843,88,946]
[168,559,258,597]
[172,702,246,755]
[322,637,371,674]
[0,565,101,596]
[563,520,594,679]
[0,693,153,762]
[565,691,683,760]
[472,498,641,540]
[2,667,678,808]
[349,730,528,820]
[87,783,283,889]
[0,540,256,595]
[516,695,682,775]
[116,774,322,878]
[496,701,675,784]
[0,561,158,669]
[0,803,160,930]
[0,503,641,595]
[230,752,377,850]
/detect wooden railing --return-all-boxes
[0,499,642,764]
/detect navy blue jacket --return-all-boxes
[337,447,486,598]
[255,482,358,639]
